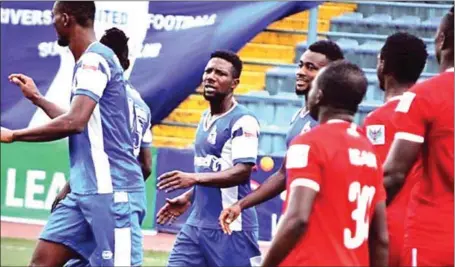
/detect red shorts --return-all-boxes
[400,246,454,267]
[388,225,404,267]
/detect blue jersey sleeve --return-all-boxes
[73,52,110,102]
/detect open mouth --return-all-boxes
[204,85,216,94]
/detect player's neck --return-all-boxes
[69,28,97,62]
[318,107,354,124]
[384,79,413,101]
[439,54,454,73]
[209,96,234,115]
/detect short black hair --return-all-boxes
[316,60,367,114]
[380,32,428,84]
[100,27,130,70]
[441,6,454,51]
[57,1,95,27]
[210,50,243,79]
[308,40,344,62]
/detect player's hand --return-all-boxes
[157,170,198,193]
[156,197,191,225]
[219,203,241,235]
[0,127,14,143]
[8,73,42,103]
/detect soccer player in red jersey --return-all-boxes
[262,61,388,267]
[362,32,428,267]
[383,7,454,267]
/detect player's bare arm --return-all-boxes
[2,95,97,143]
[368,201,389,267]
[157,162,252,193]
[156,188,193,225]
[9,73,67,119]
[138,147,152,180]
[383,139,421,204]
[261,186,317,267]
[219,157,287,234]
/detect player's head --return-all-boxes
[308,60,367,121]
[377,32,428,90]
[202,50,242,102]
[435,6,454,65]
[296,40,344,96]
[52,1,96,47]
[100,27,130,71]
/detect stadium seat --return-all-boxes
[265,67,296,95]
[356,1,452,21]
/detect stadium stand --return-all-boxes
[152,1,451,155]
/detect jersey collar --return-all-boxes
[446,67,454,72]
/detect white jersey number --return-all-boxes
[343,181,376,249]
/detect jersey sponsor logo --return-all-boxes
[366,125,385,145]
[194,155,226,172]
[348,148,377,168]
[286,144,310,169]
[207,125,217,145]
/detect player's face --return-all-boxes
[307,69,325,121]
[202,58,239,102]
[296,51,328,96]
[376,53,385,91]
[52,2,70,47]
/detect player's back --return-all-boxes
[282,120,384,266]
[395,70,454,252]
[363,97,422,249]
[69,42,143,195]
[126,82,152,157]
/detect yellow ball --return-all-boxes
[260,156,274,172]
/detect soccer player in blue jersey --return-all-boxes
[156,50,262,267]
[2,2,146,266]
[219,40,344,233]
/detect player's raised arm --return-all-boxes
[3,53,109,143]
[9,73,67,119]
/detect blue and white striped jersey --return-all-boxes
[68,42,144,195]
[126,82,152,157]
[187,101,260,230]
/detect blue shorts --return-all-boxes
[168,224,262,267]
[40,191,146,266]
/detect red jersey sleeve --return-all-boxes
[285,134,324,192]
[392,90,430,143]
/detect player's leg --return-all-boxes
[200,228,262,267]
[129,191,147,266]
[167,225,207,267]
[32,193,95,266]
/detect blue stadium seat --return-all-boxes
[330,12,364,33]
[265,67,296,95]
[274,103,299,127]
[355,1,452,21]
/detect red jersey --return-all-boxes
[392,69,454,255]
[363,96,422,266]
[282,120,386,266]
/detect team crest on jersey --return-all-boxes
[300,121,312,134]
[207,125,217,145]
[366,125,385,145]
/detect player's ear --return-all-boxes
[62,13,70,27]
[231,78,239,91]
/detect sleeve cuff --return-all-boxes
[140,142,152,148]
[233,157,257,166]
[74,89,100,103]
[395,132,424,143]
[290,178,320,192]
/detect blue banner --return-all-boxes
[1,1,320,129]
[155,148,285,241]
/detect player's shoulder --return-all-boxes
[410,71,453,95]
[230,103,259,124]
[127,83,150,113]
[364,97,400,125]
